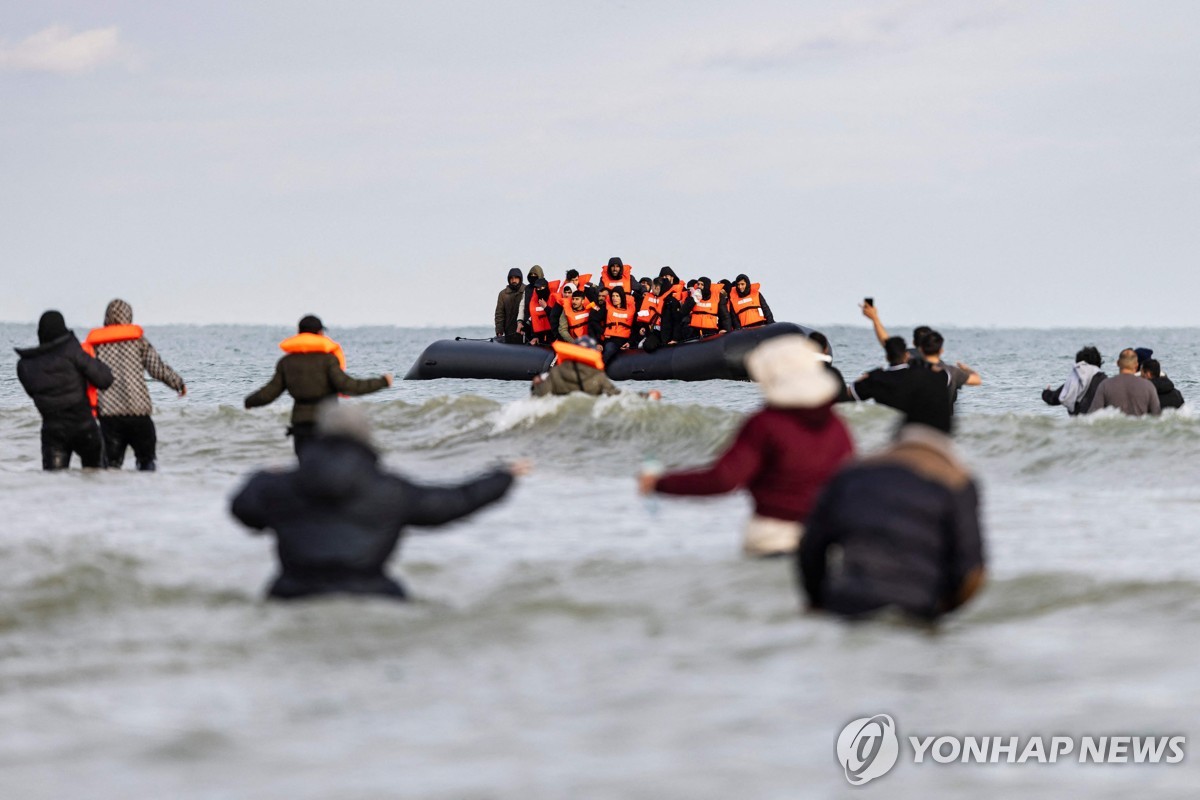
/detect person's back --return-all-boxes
[799,424,985,620]
[15,311,114,469]
[531,339,619,397]
[1141,360,1184,410]
[1087,350,1160,417]
[88,299,186,470]
[230,404,518,600]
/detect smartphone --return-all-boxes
[864,297,874,307]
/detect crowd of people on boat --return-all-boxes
[494,258,775,361]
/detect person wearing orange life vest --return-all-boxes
[530,336,662,400]
[601,286,636,363]
[729,273,775,330]
[679,277,732,341]
[245,315,393,456]
[556,284,591,343]
[600,257,633,293]
[15,310,114,470]
[525,280,557,345]
[85,298,187,471]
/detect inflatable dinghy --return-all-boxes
[404,322,821,382]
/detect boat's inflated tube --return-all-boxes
[404,323,819,382]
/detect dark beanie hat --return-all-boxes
[37,310,69,344]
[298,314,324,334]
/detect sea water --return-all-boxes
[1,322,1198,798]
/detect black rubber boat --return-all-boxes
[404,322,821,382]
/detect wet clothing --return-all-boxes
[495,268,525,343]
[531,361,620,397]
[844,363,953,427]
[90,299,184,417]
[16,331,114,470]
[1150,376,1184,410]
[101,415,158,471]
[799,425,984,621]
[231,436,515,600]
[245,354,389,426]
[654,404,854,530]
[1043,366,1107,415]
[1087,374,1161,416]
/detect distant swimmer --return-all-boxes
[85,299,186,471]
[1042,346,1106,415]
[799,404,986,622]
[244,315,392,455]
[1141,359,1184,410]
[729,274,775,330]
[1087,348,1160,417]
[495,268,525,344]
[231,402,527,601]
[639,336,853,557]
[530,336,661,400]
[15,310,114,470]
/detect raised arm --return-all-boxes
[861,303,890,347]
[142,340,186,393]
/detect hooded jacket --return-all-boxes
[495,268,525,338]
[531,360,620,397]
[677,277,732,338]
[521,265,546,325]
[231,435,514,599]
[1150,376,1184,410]
[654,405,854,522]
[16,324,114,429]
[799,425,984,620]
[729,273,775,328]
[89,299,185,417]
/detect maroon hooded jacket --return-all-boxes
[654,405,853,522]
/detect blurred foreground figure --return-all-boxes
[231,402,525,601]
[798,407,986,622]
[640,336,853,557]
[15,311,114,470]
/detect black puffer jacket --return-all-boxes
[15,333,114,429]
[1151,376,1185,410]
[230,436,515,599]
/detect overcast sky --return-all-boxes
[2,1,1198,329]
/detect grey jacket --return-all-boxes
[1087,373,1161,417]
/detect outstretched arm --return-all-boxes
[142,340,185,393]
[245,362,286,408]
[329,360,391,396]
[653,420,764,496]
[403,470,516,528]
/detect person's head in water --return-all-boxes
[607,257,624,279]
[734,274,751,295]
[919,330,945,360]
[884,336,909,366]
[1141,359,1163,380]
[745,336,840,409]
[1117,348,1139,374]
[1075,345,1102,368]
[298,314,324,334]
[609,286,626,309]
[808,331,833,360]
[316,400,375,451]
[37,310,69,345]
[912,326,933,350]
[507,268,523,289]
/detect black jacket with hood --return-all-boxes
[16,315,114,431]
[729,273,775,328]
[231,435,515,599]
[1150,376,1184,409]
[678,278,732,339]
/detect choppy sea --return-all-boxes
[1,322,1198,798]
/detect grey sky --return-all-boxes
[2,1,1198,329]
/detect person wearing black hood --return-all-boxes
[15,310,115,470]
[601,257,632,293]
[678,277,731,340]
[231,401,528,601]
[729,274,775,329]
[525,279,556,345]
[1141,359,1184,410]
[495,268,525,344]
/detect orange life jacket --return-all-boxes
[731,283,766,327]
[279,333,346,370]
[668,282,687,305]
[81,325,145,414]
[636,293,664,327]
[528,292,553,334]
[690,292,721,331]
[563,306,592,340]
[600,264,632,293]
[553,341,604,371]
[604,303,634,340]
